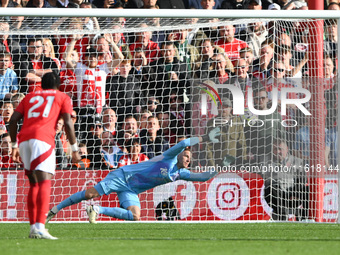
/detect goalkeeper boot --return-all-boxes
[86,205,99,224]
[46,206,58,224]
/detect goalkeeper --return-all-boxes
[47,127,230,223]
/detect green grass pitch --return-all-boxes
[1,223,340,255]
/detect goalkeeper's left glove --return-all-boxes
[202,127,221,143]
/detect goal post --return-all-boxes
[0,8,339,223]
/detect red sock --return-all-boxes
[36,180,51,224]
[27,182,39,225]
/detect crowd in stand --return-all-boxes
[0,0,338,168]
[0,0,338,221]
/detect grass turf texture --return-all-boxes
[1,223,340,255]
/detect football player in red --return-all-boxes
[9,72,81,240]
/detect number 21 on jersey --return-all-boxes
[28,96,55,118]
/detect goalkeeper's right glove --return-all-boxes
[222,155,236,167]
[202,127,221,143]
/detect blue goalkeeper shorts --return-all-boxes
[94,168,140,209]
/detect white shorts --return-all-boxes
[19,139,56,175]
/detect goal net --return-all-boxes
[0,9,338,222]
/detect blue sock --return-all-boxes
[98,207,134,221]
[57,190,86,211]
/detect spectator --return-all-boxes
[200,0,217,9]
[59,37,79,106]
[64,34,124,116]
[0,0,21,8]
[0,51,18,100]
[129,23,160,64]
[280,0,308,10]
[0,132,16,168]
[210,53,232,84]
[144,7,167,47]
[116,115,139,147]
[260,138,309,221]
[93,34,115,66]
[252,39,274,81]
[240,47,255,72]
[156,0,185,8]
[276,32,292,48]
[206,97,248,167]
[26,0,68,8]
[117,138,149,168]
[42,38,61,69]
[106,59,145,122]
[226,58,260,109]
[79,2,100,31]
[100,130,126,169]
[214,25,249,61]
[220,0,249,9]
[275,44,307,79]
[248,87,286,161]
[185,0,222,9]
[136,109,152,133]
[13,37,59,93]
[168,91,190,137]
[265,60,299,102]
[140,116,170,159]
[0,20,20,67]
[195,38,215,79]
[70,109,81,140]
[327,2,340,10]
[0,99,14,132]
[149,41,191,100]
[55,117,69,168]
[156,111,175,144]
[51,18,90,61]
[247,0,262,9]
[194,38,216,79]
[72,142,91,169]
[109,24,131,60]
[78,143,88,157]
[324,19,338,60]
[324,53,336,80]
[93,0,116,8]
[102,108,118,136]
[268,3,281,9]
[130,47,150,84]
[323,54,337,128]
[11,92,25,110]
[145,95,160,115]
[23,0,58,29]
[141,0,157,8]
[81,117,103,166]
[194,38,232,80]
[168,28,199,72]
[0,122,6,136]
[237,21,268,59]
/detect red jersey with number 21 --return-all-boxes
[15,89,73,147]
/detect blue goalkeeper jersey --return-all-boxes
[120,137,217,194]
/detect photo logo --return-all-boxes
[199,82,311,116]
[199,82,223,113]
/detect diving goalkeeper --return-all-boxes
[47,128,231,223]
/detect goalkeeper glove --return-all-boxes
[222,155,236,167]
[202,127,221,143]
